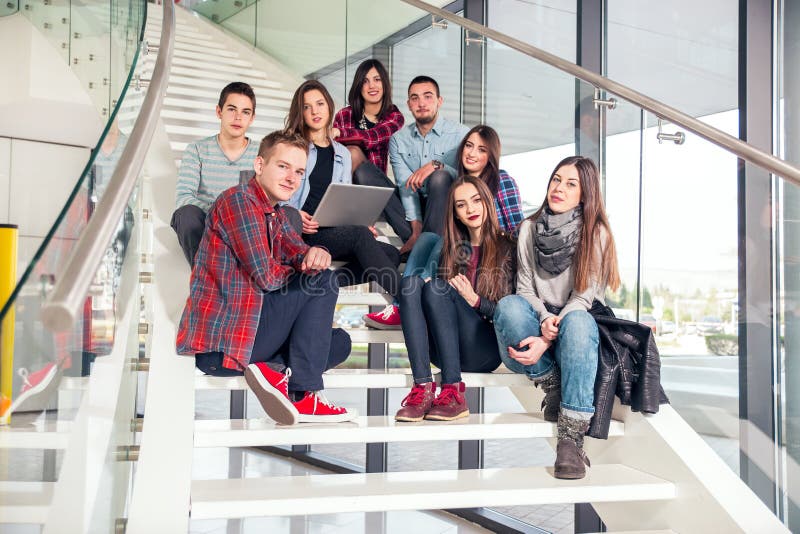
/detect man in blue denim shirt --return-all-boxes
[354,76,468,254]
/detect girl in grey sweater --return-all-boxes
[493,156,620,480]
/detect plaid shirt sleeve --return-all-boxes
[214,191,296,292]
[334,106,405,151]
[496,171,525,236]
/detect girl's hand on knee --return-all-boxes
[508,336,550,365]
[541,317,559,341]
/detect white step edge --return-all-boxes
[0,421,72,449]
[193,413,625,448]
[172,48,251,67]
[337,292,392,306]
[190,464,675,519]
[158,109,286,129]
[145,56,266,78]
[345,328,405,344]
[164,41,241,57]
[165,65,270,84]
[145,31,222,47]
[0,481,54,524]
[161,98,288,118]
[167,74,283,92]
[166,84,292,101]
[195,368,534,391]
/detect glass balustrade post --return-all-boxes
[461,0,485,126]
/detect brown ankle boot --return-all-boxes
[425,382,469,421]
[395,382,436,422]
[534,367,561,422]
[554,412,591,479]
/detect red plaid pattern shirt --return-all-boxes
[176,178,310,370]
[333,104,405,173]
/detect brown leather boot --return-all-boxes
[554,412,591,479]
[534,366,561,422]
[425,382,469,421]
[395,382,437,422]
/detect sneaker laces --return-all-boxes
[17,368,31,388]
[309,391,345,413]
[277,367,292,387]
[400,384,429,407]
[376,304,396,319]
[433,386,463,406]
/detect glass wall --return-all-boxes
[779,0,800,529]
[605,0,741,473]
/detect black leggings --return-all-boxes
[304,225,401,297]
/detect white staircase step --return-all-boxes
[146,30,223,48]
[167,40,241,58]
[337,292,392,306]
[0,481,53,524]
[146,56,267,79]
[167,74,283,92]
[195,368,533,391]
[158,108,287,128]
[346,328,405,344]
[172,48,251,67]
[190,464,675,519]
[166,84,292,102]
[0,421,71,449]
[193,413,625,448]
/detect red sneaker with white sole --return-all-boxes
[363,304,401,330]
[0,362,62,425]
[244,363,298,425]
[294,391,357,423]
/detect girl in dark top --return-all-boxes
[395,176,515,422]
[333,59,405,173]
[285,80,401,297]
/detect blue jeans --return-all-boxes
[402,232,442,280]
[493,295,598,414]
[398,276,501,384]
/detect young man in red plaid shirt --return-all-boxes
[177,130,356,424]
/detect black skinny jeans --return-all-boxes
[398,276,501,384]
[304,226,401,297]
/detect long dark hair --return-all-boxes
[285,80,335,141]
[439,176,515,303]
[456,124,502,198]
[530,156,620,293]
[347,59,393,124]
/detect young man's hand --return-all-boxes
[405,161,437,192]
[301,246,331,272]
[399,220,423,255]
[300,210,319,234]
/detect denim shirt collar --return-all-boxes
[411,115,446,139]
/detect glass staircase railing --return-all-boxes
[0,0,161,529]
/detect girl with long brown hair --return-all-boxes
[364,124,523,329]
[284,79,401,298]
[493,156,620,480]
[394,176,515,422]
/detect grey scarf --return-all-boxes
[533,205,583,275]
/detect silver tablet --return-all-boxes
[312,183,394,227]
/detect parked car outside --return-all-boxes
[640,314,659,336]
[697,316,724,335]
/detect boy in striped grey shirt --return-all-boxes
[171,81,259,265]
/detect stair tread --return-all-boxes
[193,413,625,447]
[195,368,534,391]
[145,56,263,77]
[0,481,54,524]
[166,85,292,101]
[0,421,72,449]
[167,74,283,91]
[190,464,675,519]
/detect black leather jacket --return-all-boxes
[586,301,669,439]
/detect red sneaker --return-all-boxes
[425,382,469,421]
[363,304,401,330]
[1,362,62,424]
[244,363,298,425]
[294,391,357,423]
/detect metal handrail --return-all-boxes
[41,0,175,331]
[401,0,800,188]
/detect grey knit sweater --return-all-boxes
[516,218,608,323]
